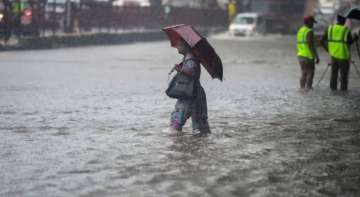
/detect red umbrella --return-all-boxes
[162,24,223,81]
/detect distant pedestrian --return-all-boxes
[1,2,12,44]
[227,0,237,24]
[296,16,320,90]
[321,15,358,91]
[163,3,172,25]
[11,0,23,38]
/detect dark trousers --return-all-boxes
[330,58,350,91]
[298,57,315,89]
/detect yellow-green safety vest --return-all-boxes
[297,26,314,59]
[328,24,350,60]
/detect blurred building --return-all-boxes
[318,0,340,14]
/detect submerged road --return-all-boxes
[1,34,360,197]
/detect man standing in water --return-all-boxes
[297,16,320,90]
[321,15,358,91]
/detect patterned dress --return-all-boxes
[170,53,211,134]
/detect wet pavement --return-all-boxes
[1,34,360,197]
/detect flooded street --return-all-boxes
[1,34,360,197]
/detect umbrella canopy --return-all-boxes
[345,7,360,20]
[162,24,223,81]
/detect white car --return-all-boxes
[229,13,259,36]
[112,0,150,7]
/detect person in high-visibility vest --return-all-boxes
[11,0,24,16]
[11,0,24,38]
[297,16,320,90]
[321,15,358,91]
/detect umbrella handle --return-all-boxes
[168,66,176,75]
[168,66,176,83]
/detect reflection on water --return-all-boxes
[0,36,360,196]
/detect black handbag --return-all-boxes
[166,72,198,99]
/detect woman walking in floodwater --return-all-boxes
[162,24,223,136]
[169,39,211,136]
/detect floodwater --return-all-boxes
[1,34,360,197]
